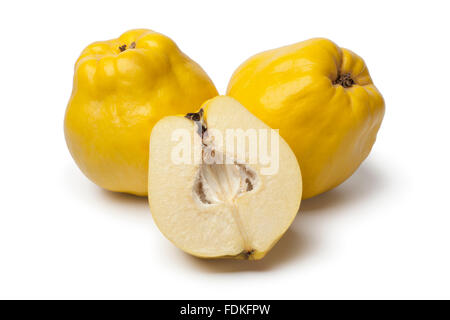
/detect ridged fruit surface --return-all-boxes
[227,38,385,199]
[65,29,218,195]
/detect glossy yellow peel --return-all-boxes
[65,29,218,195]
[227,38,385,199]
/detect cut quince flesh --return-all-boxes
[148,96,302,259]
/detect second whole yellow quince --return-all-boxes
[227,38,385,199]
[65,29,218,196]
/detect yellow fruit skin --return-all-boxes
[65,29,218,196]
[227,38,385,199]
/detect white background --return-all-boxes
[1,0,449,299]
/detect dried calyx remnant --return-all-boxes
[119,41,136,52]
[243,249,255,258]
[333,72,355,88]
[185,109,259,258]
[185,109,207,136]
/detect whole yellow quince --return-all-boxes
[227,38,385,199]
[65,29,218,196]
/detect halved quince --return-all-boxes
[148,96,302,259]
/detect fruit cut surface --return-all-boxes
[148,96,302,259]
